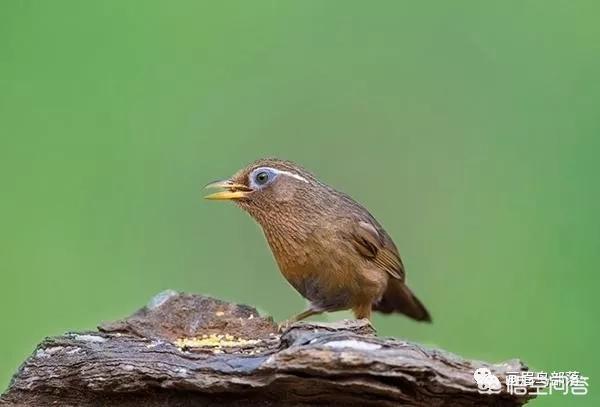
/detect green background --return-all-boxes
[1,1,598,405]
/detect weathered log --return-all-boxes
[1,290,533,406]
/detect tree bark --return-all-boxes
[1,291,533,406]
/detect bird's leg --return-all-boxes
[352,303,372,320]
[352,304,376,331]
[278,308,323,332]
[291,308,323,322]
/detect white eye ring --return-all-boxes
[248,167,309,189]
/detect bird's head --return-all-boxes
[204,158,324,224]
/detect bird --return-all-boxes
[204,158,431,326]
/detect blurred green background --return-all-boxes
[1,1,598,405]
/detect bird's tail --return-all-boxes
[373,279,432,322]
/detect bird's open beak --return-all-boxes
[204,179,253,200]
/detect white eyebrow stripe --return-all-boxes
[276,169,309,183]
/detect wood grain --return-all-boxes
[0,291,533,406]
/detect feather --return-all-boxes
[351,220,405,281]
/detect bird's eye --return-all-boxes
[255,171,269,185]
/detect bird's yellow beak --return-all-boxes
[204,180,253,200]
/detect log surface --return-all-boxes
[1,291,533,406]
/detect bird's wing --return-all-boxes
[350,219,405,281]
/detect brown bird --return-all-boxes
[205,158,431,325]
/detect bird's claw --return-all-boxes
[363,318,376,332]
[277,319,293,333]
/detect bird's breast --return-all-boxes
[260,222,385,309]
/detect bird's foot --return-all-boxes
[277,319,294,333]
[278,308,321,332]
[362,318,376,332]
